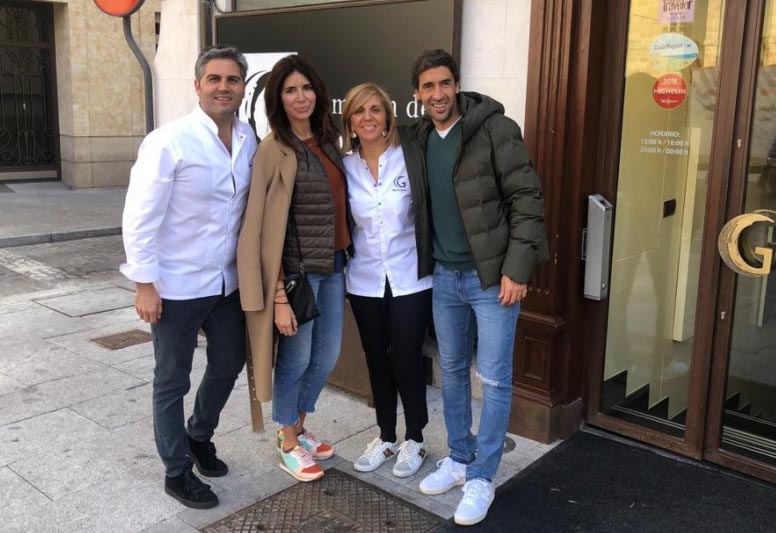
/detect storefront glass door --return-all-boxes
[714,0,776,470]
[591,0,776,481]
[599,0,726,437]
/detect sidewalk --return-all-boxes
[0,271,555,532]
[0,181,125,248]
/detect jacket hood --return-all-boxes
[457,91,504,141]
[415,91,505,144]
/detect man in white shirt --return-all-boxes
[121,44,257,509]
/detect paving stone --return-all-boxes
[79,305,142,329]
[0,372,23,395]
[212,385,252,437]
[46,324,154,365]
[10,431,157,500]
[500,432,559,467]
[35,287,135,317]
[301,386,380,444]
[0,384,64,428]
[1,504,80,533]
[7,464,183,533]
[197,423,279,492]
[0,187,124,246]
[112,345,210,385]
[0,306,91,340]
[108,415,157,458]
[0,466,51,521]
[42,366,145,407]
[116,278,137,292]
[0,338,74,371]
[0,299,37,316]
[70,382,153,430]
[0,349,107,387]
[0,269,46,297]
[0,409,107,467]
[112,354,156,380]
[0,367,145,427]
[140,517,200,533]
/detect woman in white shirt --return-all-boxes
[342,83,433,478]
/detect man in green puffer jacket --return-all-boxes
[410,49,548,527]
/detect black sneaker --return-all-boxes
[164,467,218,509]
[187,435,228,477]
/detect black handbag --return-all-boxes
[284,272,319,325]
[284,206,320,325]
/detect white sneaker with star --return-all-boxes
[392,439,427,478]
[353,437,398,472]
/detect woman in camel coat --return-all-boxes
[236,131,296,433]
[237,55,350,483]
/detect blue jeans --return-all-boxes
[432,264,520,482]
[272,269,345,426]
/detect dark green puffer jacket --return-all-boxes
[413,91,548,287]
[398,125,434,280]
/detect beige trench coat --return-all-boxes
[237,133,296,431]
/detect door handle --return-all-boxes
[717,210,776,277]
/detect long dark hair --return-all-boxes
[264,55,339,149]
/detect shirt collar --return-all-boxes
[192,104,249,154]
[358,142,397,163]
[192,103,236,135]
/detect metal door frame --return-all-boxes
[0,0,60,180]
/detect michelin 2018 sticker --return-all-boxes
[649,33,699,71]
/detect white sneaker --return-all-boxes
[418,457,466,495]
[353,437,398,472]
[454,479,495,526]
[392,440,427,478]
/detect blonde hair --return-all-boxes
[341,83,400,153]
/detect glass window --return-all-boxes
[600,0,726,436]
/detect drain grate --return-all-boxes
[202,468,443,532]
[90,329,151,350]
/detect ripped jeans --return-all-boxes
[432,264,520,482]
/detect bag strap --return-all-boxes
[288,196,306,274]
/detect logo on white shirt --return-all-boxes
[392,175,408,191]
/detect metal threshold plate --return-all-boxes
[202,468,443,532]
[90,329,151,350]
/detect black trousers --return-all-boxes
[348,282,432,443]
[151,289,246,477]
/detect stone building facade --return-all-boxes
[0,0,160,187]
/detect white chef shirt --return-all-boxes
[344,144,433,297]
[120,104,257,300]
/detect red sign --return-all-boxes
[653,73,687,109]
[93,0,145,17]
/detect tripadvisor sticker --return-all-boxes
[653,73,687,109]
[650,33,699,71]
